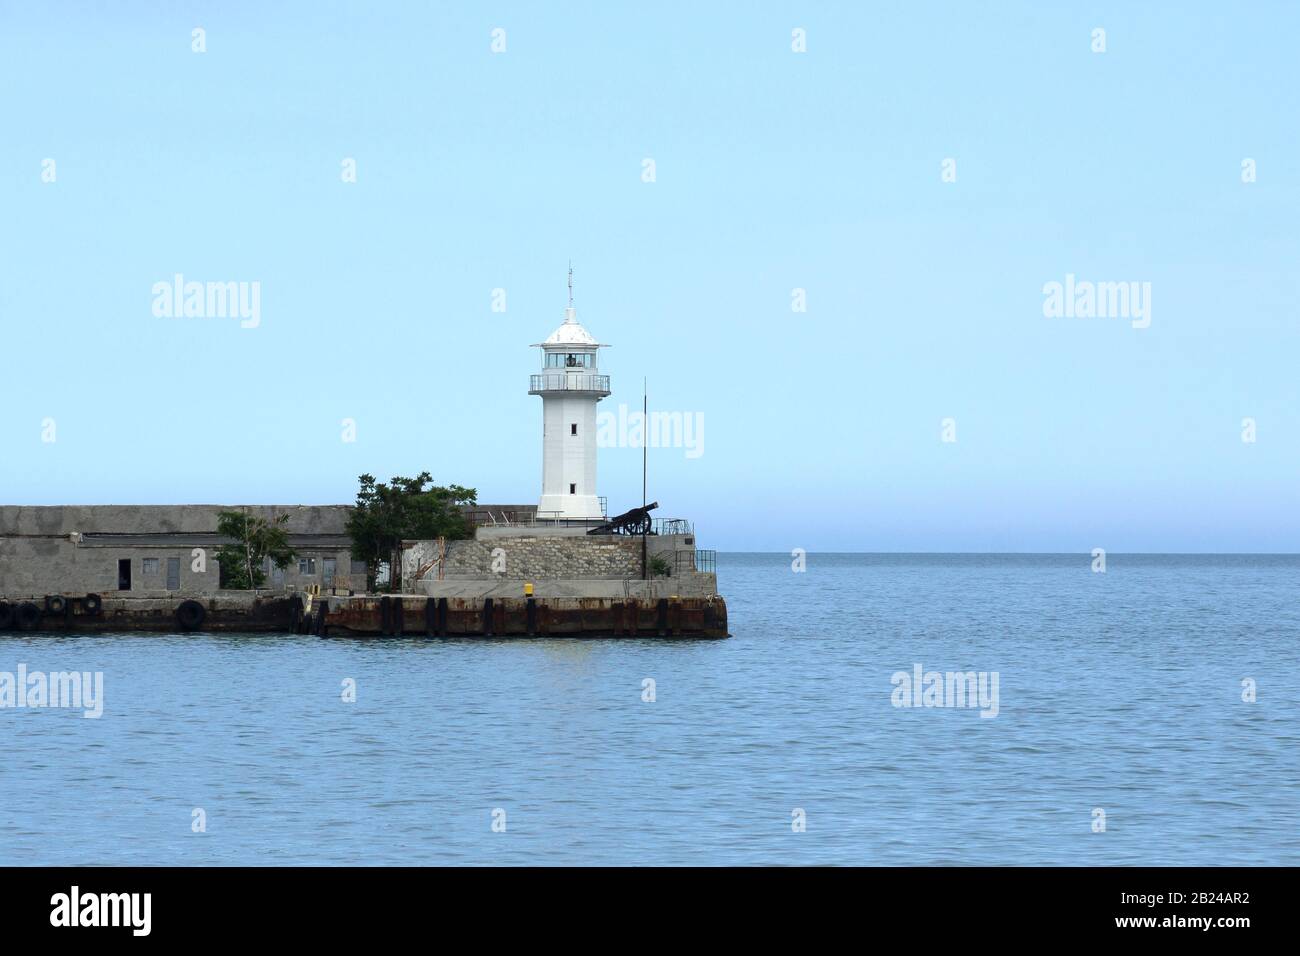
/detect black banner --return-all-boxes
[0,866,1276,942]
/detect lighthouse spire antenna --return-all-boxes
[567,261,574,308]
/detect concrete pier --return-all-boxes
[0,591,728,639]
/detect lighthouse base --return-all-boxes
[537,494,605,522]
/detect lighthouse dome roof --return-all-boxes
[537,308,604,347]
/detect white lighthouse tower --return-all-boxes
[529,268,611,521]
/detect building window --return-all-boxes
[299,557,317,575]
[570,423,577,435]
[142,558,160,575]
[569,483,576,494]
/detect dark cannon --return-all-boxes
[587,501,658,536]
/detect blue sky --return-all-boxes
[1,2,1297,551]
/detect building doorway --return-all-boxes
[117,559,132,591]
[166,557,181,591]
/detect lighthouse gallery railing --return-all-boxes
[529,373,610,393]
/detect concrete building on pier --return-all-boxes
[0,505,358,598]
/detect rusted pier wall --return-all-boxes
[326,595,727,638]
[0,592,729,639]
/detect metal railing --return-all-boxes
[529,373,610,394]
[673,549,716,575]
[466,509,535,527]
[653,518,692,536]
[532,512,607,527]
[470,507,609,528]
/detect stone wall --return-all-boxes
[404,534,643,582]
[400,530,718,597]
[418,574,719,599]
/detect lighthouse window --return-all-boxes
[570,423,577,435]
[569,483,576,495]
[545,352,592,368]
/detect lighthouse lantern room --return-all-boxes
[528,269,611,521]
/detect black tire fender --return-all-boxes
[176,600,206,632]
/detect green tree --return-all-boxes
[216,509,297,590]
[345,473,477,592]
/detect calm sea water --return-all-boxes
[2,553,1298,866]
